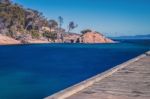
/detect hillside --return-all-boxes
[0,0,59,43]
[0,0,114,44]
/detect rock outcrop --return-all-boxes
[63,33,81,43]
[81,32,114,43]
[0,34,20,45]
[62,31,114,43]
[0,34,51,45]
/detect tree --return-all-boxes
[43,31,57,42]
[7,25,17,38]
[81,29,92,34]
[25,19,33,30]
[48,20,58,32]
[0,18,5,29]
[58,16,63,33]
[68,21,78,33]
[30,30,39,39]
[57,16,64,42]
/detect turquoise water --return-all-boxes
[0,39,150,99]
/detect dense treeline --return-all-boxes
[0,0,110,44]
[0,0,79,42]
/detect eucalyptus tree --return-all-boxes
[43,31,57,42]
[68,21,78,33]
[58,16,63,33]
[48,20,58,32]
[57,16,64,41]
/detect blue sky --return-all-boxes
[13,0,150,36]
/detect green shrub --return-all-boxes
[81,29,92,34]
[30,30,39,39]
[43,31,57,42]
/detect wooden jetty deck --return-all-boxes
[67,52,150,99]
[45,51,150,99]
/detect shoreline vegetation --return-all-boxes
[0,0,114,45]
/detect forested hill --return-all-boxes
[0,0,114,44]
[0,0,60,43]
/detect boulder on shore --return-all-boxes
[81,32,114,43]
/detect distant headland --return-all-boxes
[0,0,114,45]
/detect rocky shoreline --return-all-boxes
[0,34,20,45]
[0,0,114,45]
[0,31,114,45]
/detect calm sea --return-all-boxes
[0,39,150,99]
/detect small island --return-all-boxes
[0,0,113,45]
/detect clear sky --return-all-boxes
[13,0,150,37]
